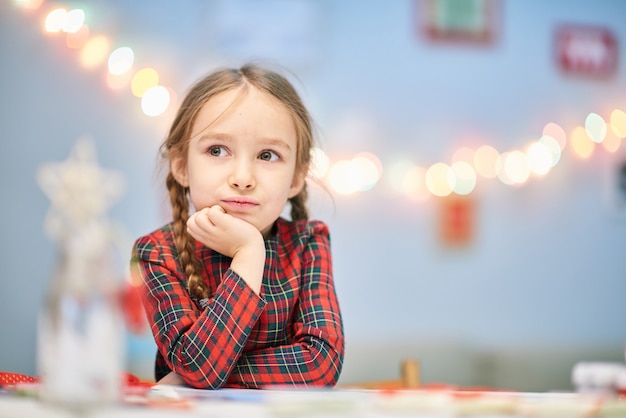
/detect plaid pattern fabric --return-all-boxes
[132,218,344,389]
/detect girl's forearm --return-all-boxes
[230,338,344,387]
[229,239,265,295]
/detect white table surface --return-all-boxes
[1,384,625,418]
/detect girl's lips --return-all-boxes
[221,197,259,210]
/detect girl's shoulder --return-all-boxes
[135,222,176,243]
[132,223,177,257]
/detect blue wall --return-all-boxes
[1,0,625,389]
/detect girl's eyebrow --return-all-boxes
[261,138,292,152]
[197,133,233,143]
[198,133,292,152]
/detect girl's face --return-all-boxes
[172,85,305,237]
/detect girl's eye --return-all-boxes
[259,150,279,162]
[208,146,226,157]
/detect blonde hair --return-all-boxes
[161,64,313,301]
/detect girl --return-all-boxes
[131,64,345,389]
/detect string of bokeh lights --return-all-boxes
[15,0,626,200]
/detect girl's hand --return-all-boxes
[157,371,185,385]
[187,205,265,294]
[186,205,262,258]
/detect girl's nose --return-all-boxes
[229,159,255,190]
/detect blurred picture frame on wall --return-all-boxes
[416,0,500,45]
[554,24,618,80]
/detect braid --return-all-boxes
[289,183,309,221]
[166,173,209,300]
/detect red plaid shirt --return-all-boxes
[132,218,344,389]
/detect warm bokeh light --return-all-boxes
[79,35,110,69]
[526,141,553,176]
[65,24,89,49]
[601,131,621,153]
[450,161,477,195]
[13,0,45,9]
[131,68,159,98]
[141,85,170,117]
[473,145,499,179]
[328,160,359,195]
[352,152,382,191]
[388,160,414,193]
[452,146,474,164]
[42,7,86,34]
[585,112,607,143]
[610,109,626,138]
[309,147,330,180]
[44,8,67,33]
[570,126,595,159]
[495,153,514,185]
[63,9,85,33]
[425,162,454,197]
[538,135,562,167]
[504,150,530,184]
[108,47,134,75]
[401,166,429,201]
[543,122,567,150]
[326,153,382,193]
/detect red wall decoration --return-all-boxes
[439,195,475,247]
[555,25,618,79]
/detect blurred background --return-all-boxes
[1,0,625,391]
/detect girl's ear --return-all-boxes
[288,169,307,199]
[170,155,189,187]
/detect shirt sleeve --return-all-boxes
[226,222,345,388]
[132,235,267,389]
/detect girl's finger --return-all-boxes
[206,205,226,225]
